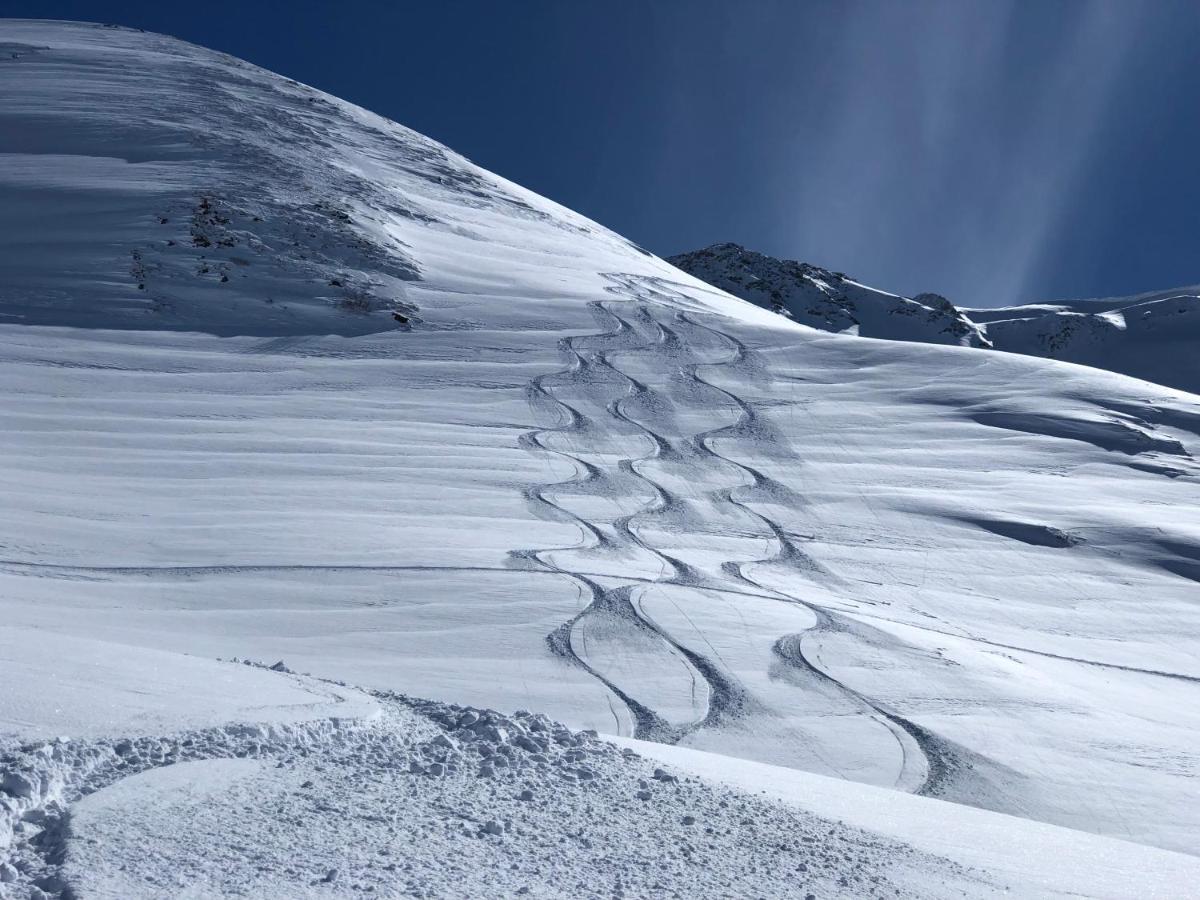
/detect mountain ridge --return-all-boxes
[669,241,1200,395]
[667,242,991,348]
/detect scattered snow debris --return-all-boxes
[0,675,979,897]
[481,820,504,836]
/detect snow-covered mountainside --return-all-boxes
[3,20,1200,898]
[668,242,991,347]
[965,289,1200,395]
[671,243,1200,395]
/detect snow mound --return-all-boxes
[6,679,971,899]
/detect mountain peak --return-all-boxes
[672,242,1200,393]
[0,19,716,337]
[668,244,989,348]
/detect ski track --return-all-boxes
[7,560,1188,686]
[668,306,963,796]
[511,273,973,796]
[510,300,738,742]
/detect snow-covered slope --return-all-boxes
[668,242,990,347]
[3,20,1200,898]
[671,243,1200,395]
[965,288,1200,395]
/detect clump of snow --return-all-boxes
[3,677,970,899]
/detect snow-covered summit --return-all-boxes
[671,243,1200,395]
[0,20,760,337]
[668,242,990,347]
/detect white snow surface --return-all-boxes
[55,696,970,900]
[618,737,1200,900]
[2,19,1200,898]
[964,288,1200,395]
[0,627,379,740]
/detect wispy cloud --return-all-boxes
[761,0,1150,305]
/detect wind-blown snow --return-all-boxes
[2,19,1199,898]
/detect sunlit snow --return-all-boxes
[1,19,1198,899]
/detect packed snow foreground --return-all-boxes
[1,20,1199,899]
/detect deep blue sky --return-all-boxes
[4,1,1199,305]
